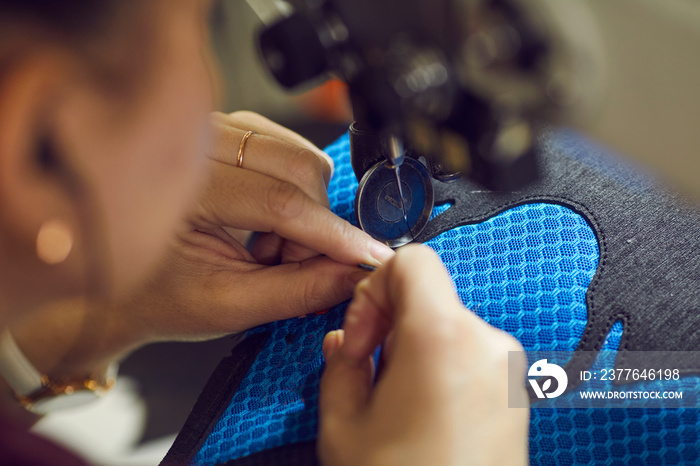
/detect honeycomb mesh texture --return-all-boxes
[193,133,699,465]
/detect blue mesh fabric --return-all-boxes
[195,306,346,463]
[429,201,453,220]
[429,202,597,352]
[193,133,700,465]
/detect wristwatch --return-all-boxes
[0,329,117,415]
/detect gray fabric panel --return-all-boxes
[416,130,700,367]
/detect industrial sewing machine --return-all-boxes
[160,4,700,464]
[248,0,700,247]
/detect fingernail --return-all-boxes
[357,263,376,272]
[368,241,395,266]
[322,330,342,359]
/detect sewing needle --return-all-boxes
[388,136,413,241]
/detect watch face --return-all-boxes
[31,390,100,415]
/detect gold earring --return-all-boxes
[36,219,74,265]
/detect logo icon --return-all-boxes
[528,359,568,399]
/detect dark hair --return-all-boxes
[0,1,114,38]
[0,0,151,95]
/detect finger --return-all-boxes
[341,245,467,363]
[252,233,325,266]
[199,160,395,267]
[213,110,333,168]
[210,115,343,262]
[180,228,255,263]
[211,125,331,203]
[280,241,322,264]
[210,256,370,327]
[319,330,374,422]
[211,112,333,187]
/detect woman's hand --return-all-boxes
[123,111,394,342]
[318,245,529,466]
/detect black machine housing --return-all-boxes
[256,0,582,191]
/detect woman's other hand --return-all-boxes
[318,245,530,466]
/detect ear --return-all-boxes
[0,51,90,306]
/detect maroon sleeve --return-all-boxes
[0,413,90,466]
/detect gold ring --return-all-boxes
[237,131,257,168]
